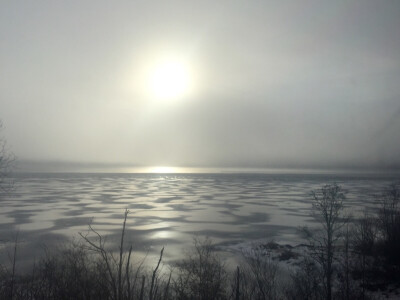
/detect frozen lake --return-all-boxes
[1,172,399,267]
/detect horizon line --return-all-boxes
[12,164,400,176]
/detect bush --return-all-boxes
[377,183,400,269]
[0,210,169,300]
[27,242,110,300]
[173,237,227,300]
[285,257,324,300]
[237,247,281,300]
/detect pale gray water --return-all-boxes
[1,172,399,267]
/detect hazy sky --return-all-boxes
[1,1,400,171]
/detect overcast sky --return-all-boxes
[1,1,400,171]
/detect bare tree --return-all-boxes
[302,183,347,300]
[0,121,14,194]
[378,183,400,265]
[238,247,280,300]
[286,256,324,300]
[173,237,227,300]
[0,121,17,298]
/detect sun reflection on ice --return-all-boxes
[152,230,173,239]
[148,166,177,173]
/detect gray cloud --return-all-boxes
[1,1,400,171]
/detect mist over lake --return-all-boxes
[2,1,400,297]
[2,171,399,267]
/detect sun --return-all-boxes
[147,59,192,100]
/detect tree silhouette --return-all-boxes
[0,121,14,194]
[302,183,347,300]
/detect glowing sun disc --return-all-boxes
[148,60,191,100]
